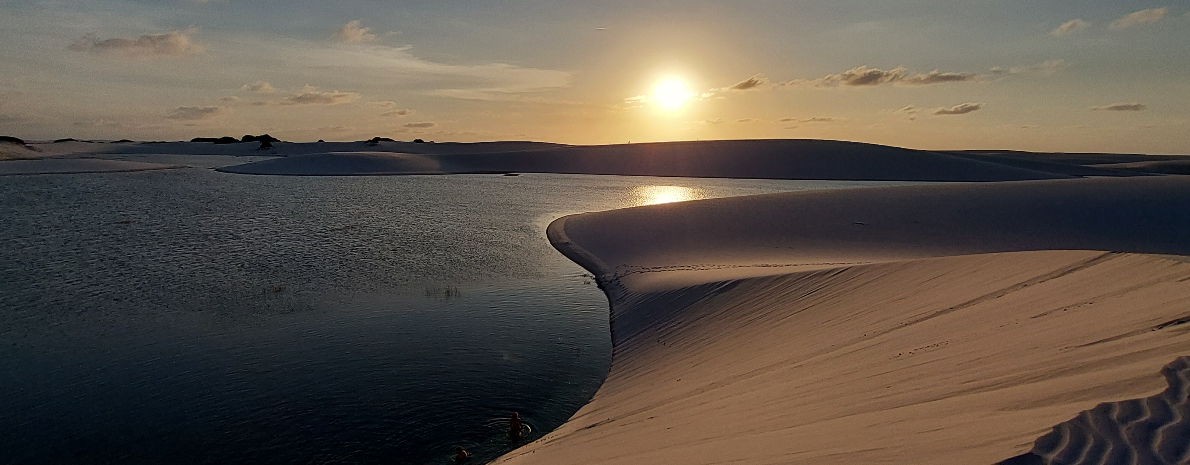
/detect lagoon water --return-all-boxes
[0,166,905,464]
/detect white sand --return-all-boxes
[496,176,1190,464]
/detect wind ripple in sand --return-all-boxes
[1028,356,1190,465]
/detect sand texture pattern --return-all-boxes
[496,177,1190,465]
[1029,356,1190,465]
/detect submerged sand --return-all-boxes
[496,177,1190,464]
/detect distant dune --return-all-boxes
[495,177,1190,465]
[7,138,1185,180]
[219,139,1073,181]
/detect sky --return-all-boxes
[1,0,1188,153]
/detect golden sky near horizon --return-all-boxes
[0,0,1188,154]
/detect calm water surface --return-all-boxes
[0,167,906,464]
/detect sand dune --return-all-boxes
[496,176,1190,465]
[220,140,1072,181]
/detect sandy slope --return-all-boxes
[496,177,1190,465]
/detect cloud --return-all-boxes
[697,119,724,125]
[815,65,906,86]
[279,85,361,105]
[1050,19,1091,36]
[902,70,980,85]
[402,122,435,128]
[779,117,837,123]
[382,109,413,116]
[241,81,275,94]
[1110,8,1167,30]
[933,103,984,115]
[68,28,202,58]
[1091,102,1146,111]
[166,106,229,120]
[727,75,767,91]
[334,20,377,43]
[787,66,977,87]
[218,96,241,103]
[367,101,399,108]
[1009,59,1069,75]
[736,118,757,123]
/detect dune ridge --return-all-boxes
[497,176,1190,464]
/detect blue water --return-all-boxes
[0,167,905,464]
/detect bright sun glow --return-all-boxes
[653,79,691,110]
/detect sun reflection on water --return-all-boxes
[630,185,704,206]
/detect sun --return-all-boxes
[653,79,691,110]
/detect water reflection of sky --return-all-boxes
[630,185,704,206]
[0,171,924,465]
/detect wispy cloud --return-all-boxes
[403,122,435,128]
[166,106,229,120]
[241,81,275,94]
[934,103,984,115]
[903,70,980,85]
[278,85,361,105]
[1091,102,1146,111]
[1050,19,1091,36]
[68,28,202,58]
[726,75,767,91]
[779,117,838,123]
[1008,59,1069,75]
[785,66,978,87]
[382,109,413,116]
[1109,8,1167,30]
[736,118,757,123]
[334,20,377,43]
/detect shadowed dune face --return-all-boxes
[494,176,1190,464]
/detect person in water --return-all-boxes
[509,412,524,440]
[454,446,469,463]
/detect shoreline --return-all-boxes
[497,176,1190,464]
